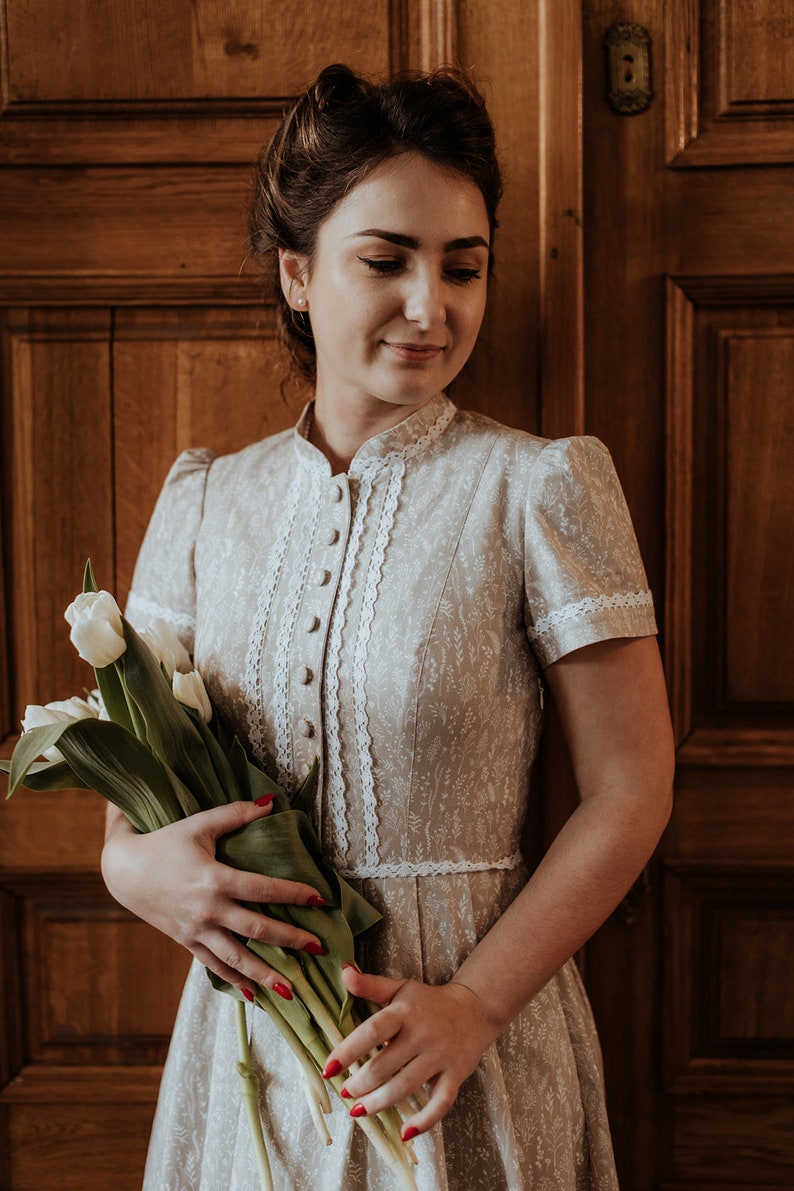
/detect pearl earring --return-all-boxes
[296,297,307,308]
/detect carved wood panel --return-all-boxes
[112,305,307,601]
[664,864,794,1093]
[666,276,794,765]
[5,873,189,1067]
[666,0,794,165]
[0,0,458,164]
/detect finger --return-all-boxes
[226,906,325,956]
[342,1035,419,1099]
[217,868,329,910]
[323,1001,404,1078]
[189,796,277,845]
[192,931,295,1000]
[344,1055,432,1119]
[340,965,406,1006]
[397,1071,459,1140]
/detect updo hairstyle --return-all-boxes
[249,63,502,380]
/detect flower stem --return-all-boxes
[254,991,333,1144]
[234,999,274,1191]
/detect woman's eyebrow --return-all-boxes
[350,229,489,251]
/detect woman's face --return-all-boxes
[281,153,491,417]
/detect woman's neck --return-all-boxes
[310,390,432,474]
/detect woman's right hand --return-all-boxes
[101,799,327,1000]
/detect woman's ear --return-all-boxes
[279,249,309,310]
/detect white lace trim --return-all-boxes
[350,399,456,479]
[325,475,373,860]
[125,591,195,641]
[271,472,323,786]
[354,456,406,869]
[244,470,303,768]
[528,589,654,641]
[338,850,525,880]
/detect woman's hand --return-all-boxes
[322,965,501,1140]
[101,799,327,999]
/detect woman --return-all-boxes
[102,64,674,1190]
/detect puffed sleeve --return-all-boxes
[524,435,657,668]
[125,448,216,653]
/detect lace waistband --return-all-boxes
[336,850,525,880]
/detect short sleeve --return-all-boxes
[125,448,216,653]
[524,435,657,668]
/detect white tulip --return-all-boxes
[22,696,100,760]
[139,618,192,678]
[86,688,111,721]
[64,591,127,668]
[172,670,213,723]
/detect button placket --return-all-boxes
[290,475,351,765]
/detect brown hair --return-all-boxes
[249,63,502,379]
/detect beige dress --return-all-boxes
[129,393,656,1191]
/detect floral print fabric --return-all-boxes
[129,394,656,1190]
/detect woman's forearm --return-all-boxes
[451,777,672,1031]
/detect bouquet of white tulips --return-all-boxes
[1,563,422,1191]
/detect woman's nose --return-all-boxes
[404,271,445,327]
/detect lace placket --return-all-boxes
[243,468,305,770]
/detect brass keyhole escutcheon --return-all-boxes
[605,23,653,114]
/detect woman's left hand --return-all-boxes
[323,965,500,1138]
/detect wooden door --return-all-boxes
[0,3,541,1187]
[5,3,789,1189]
[579,2,794,1188]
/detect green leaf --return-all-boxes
[292,756,320,815]
[7,722,75,796]
[216,804,381,1028]
[56,718,196,833]
[96,658,136,735]
[1,756,87,792]
[82,559,99,594]
[118,618,228,810]
[217,811,336,904]
[185,708,245,804]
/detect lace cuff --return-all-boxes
[529,589,656,667]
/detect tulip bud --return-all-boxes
[172,669,212,723]
[22,696,99,760]
[139,618,192,679]
[64,591,127,668]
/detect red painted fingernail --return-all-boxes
[307,894,326,907]
[303,941,325,956]
[242,988,255,1003]
[273,982,293,1001]
[340,1087,352,1099]
[322,1058,342,1079]
[341,961,358,971]
[402,1125,420,1142]
[254,794,275,807]
[350,1103,367,1118]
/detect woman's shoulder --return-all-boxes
[208,424,296,483]
[452,405,612,480]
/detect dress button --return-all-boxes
[298,666,313,685]
[315,567,330,586]
[305,614,320,633]
[325,527,339,545]
[299,718,314,738]
[331,484,343,503]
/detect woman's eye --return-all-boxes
[448,268,482,284]
[358,257,401,274]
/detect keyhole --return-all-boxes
[623,53,634,83]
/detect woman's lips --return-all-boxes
[384,342,445,362]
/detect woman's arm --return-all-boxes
[323,634,675,1136]
[102,799,329,999]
